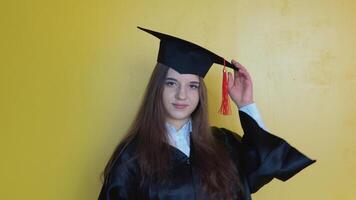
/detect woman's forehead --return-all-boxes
[166,68,200,82]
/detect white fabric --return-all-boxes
[166,119,192,156]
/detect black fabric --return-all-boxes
[137,26,238,78]
[98,111,316,200]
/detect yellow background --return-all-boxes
[1,0,355,199]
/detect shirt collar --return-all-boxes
[165,119,192,137]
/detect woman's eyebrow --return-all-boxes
[165,77,177,81]
[190,81,200,84]
[165,77,199,84]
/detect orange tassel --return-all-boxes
[218,60,232,115]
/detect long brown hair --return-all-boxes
[102,63,243,199]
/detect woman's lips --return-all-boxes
[172,103,189,109]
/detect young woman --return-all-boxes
[98,27,316,200]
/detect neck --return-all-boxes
[166,118,190,131]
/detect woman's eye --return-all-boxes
[189,84,199,89]
[165,81,176,87]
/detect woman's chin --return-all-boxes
[167,111,191,121]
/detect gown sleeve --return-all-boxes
[98,142,141,200]
[220,111,316,194]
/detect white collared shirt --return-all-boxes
[166,119,192,156]
[165,103,266,157]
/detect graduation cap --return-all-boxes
[138,26,239,115]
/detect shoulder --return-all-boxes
[117,137,139,160]
[100,138,141,199]
[109,137,140,175]
[211,126,242,143]
[210,126,243,153]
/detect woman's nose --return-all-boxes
[176,85,187,100]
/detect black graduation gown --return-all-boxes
[98,111,316,200]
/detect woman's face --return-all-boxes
[162,68,200,127]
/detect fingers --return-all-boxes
[234,67,239,85]
[231,59,252,81]
[227,71,234,90]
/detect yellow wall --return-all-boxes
[1,0,355,199]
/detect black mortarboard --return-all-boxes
[137,26,238,78]
[138,26,237,115]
